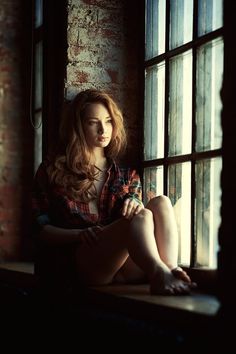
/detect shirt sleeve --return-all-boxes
[108,167,143,221]
[32,161,51,231]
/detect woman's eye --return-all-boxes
[88,119,112,125]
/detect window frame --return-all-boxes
[143,0,223,288]
[31,0,43,172]
[42,0,67,159]
[31,0,67,166]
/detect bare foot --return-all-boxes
[171,266,191,283]
[149,268,195,295]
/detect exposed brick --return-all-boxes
[0,0,34,260]
[72,0,123,10]
[66,0,142,168]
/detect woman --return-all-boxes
[32,88,196,295]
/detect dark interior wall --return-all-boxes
[218,0,236,325]
[0,0,34,261]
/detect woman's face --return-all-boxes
[82,103,113,150]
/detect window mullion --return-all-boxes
[164,0,170,195]
[190,0,198,267]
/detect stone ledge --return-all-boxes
[0,261,221,330]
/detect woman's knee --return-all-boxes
[147,195,172,209]
[132,207,153,223]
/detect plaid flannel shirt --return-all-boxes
[32,159,142,231]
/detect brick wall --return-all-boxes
[66,0,143,164]
[0,0,143,261]
[0,1,33,261]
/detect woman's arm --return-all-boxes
[38,224,102,246]
[38,224,81,245]
[32,161,102,247]
[33,162,81,246]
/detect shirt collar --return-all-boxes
[107,159,118,173]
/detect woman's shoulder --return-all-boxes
[34,155,55,182]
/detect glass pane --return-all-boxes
[196,38,223,152]
[168,162,191,266]
[35,41,43,110]
[34,111,42,173]
[144,62,165,160]
[195,157,222,268]
[169,50,192,156]
[198,0,223,37]
[143,166,164,206]
[169,0,193,50]
[145,0,166,59]
[35,0,43,28]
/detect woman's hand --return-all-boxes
[122,197,144,220]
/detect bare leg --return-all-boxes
[127,207,193,294]
[146,195,179,270]
[146,195,191,283]
[75,205,194,294]
[113,256,147,284]
[114,196,191,285]
[75,218,130,285]
[76,209,166,287]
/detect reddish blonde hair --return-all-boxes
[47,89,127,201]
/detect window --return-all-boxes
[144,0,223,269]
[31,0,43,172]
[30,0,66,168]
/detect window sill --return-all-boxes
[85,283,220,328]
[182,266,218,294]
[0,262,220,331]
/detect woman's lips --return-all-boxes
[98,137,108,142]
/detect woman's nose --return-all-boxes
[98,123,105,134]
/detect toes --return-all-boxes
[178,284,191,295]
[152,282,191,295]
[163,286,175,295]
[171,267,191,283]
[170,283,191,295]
[149,268,197,296]
[189,281,198,289]
[150,283,175,295]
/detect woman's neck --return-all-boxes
[92,148,108,170]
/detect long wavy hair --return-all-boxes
[47,89,127,201]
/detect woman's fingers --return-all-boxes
[121,198,129,216]
[126,200,135,219]
[122,198,144,219]
[122,199,134,218]
[134,204,144,215]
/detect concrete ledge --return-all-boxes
[80,284,220,331]
[0,262,224,351]
[0,262,221,327]
[0,262,38,289]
